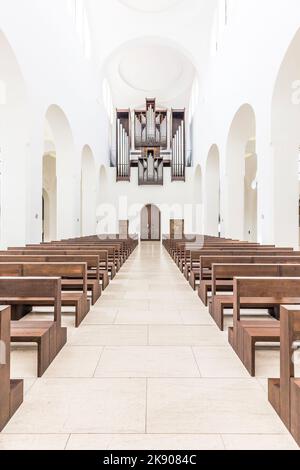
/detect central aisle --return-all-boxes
[1,243,298,450]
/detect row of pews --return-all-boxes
[163,235,300,446]
[0,234,138,432]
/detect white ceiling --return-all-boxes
[105,37,196,108]
[86,0,218,109]
[118,0,183,14]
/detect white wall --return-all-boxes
[96,167,203,238]
[1,1,300,247]
[0,0,109,247]
[192,0,300,247]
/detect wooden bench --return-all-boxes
[268,305,300,446]
[27,243,121,274]
[187,249,298,289]
[229,277,300,376]
[0,254,102,301]
[0,277,67,377]
[4,249,110,289]
[0,263,90,327]
[209,262,300,330]
[199,255,300,304]
[0,305,23,431]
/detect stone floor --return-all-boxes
[1,242,299,450]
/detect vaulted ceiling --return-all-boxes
[86,0,218,108]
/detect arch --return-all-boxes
[204,144,220,236]
[193,164,203,234]
[42,155,57,241]
[271,27,300,248]
[81,145,97,236]
[225,104,257,240]
[44,104,78,240]
[0,31,29,248]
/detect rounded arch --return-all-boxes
[271,27,300,248]
[204,144,220,236]
[81,145,97,236]
[225,104,257,240]
[42,154,57,241]
[44,104,77,240]
[0,30,29,247]
[193,164,203,203]
[193,164,203,234]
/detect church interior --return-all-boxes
[1,0,300,451]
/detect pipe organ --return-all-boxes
[116,110,131,181]
[116,98,185,185]
[171,110,185,180]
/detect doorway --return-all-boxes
[141,204,161,241]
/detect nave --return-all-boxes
[0,243,298,450]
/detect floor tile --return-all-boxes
[4,379,146,434]
[95,346,200,378]
[66,433,225,450]
[147,378,287,434]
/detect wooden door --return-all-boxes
[141,205,161,241]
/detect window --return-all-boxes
[210,0,229,57]
[188,77,199,124]
[103,79,114,125]
[0,80,6,105]
[68,0,92,60]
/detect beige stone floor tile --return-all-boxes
[82,308,118,325]
[222,434,299,450]
[193,347,250,378]
[115,309,183,325]
[11,347,37,378]
[96,299,150,310]
[3,378,146,434]
[149,326,227,346]
[179,309,216,325]
[68,325,148,346]
[66,433,225,450]
[44,346,103,378]
[0,434,69,450]
[147,378,287,434]
[94,346,200,378]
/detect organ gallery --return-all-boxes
[116,98,185,185]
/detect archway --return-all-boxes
[81,145,97,236]
[193,164,203,234]
[0,31,29,247]
[44,105,77,240]
[271,28,300,248]
[140,204,161,241]
[204,145,220,236]
[225,104,257,240]
[42,155,57,241]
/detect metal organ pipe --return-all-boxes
[122,127,125,177]
[178,126,182,177]
[182,124,184,175]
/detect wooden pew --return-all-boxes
[0,263,90,327]
[229,277,300,376]
[28,243,122,273]
[268,305,300,446]
[0,277,67,377]
[188,248,298,289]
[0,306,23,431]
[198,255,300,303]
[209,263,300,330]
[1,251,108,292]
